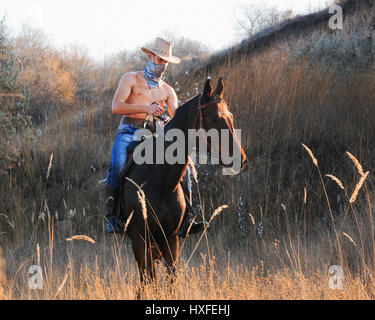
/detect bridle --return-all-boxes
[194,94,223,130]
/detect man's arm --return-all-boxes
[165,85,179,117]
[112,74,163,116]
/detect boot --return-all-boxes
[104,185,122,233]
[178,195,207,239]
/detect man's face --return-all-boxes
[149,53,169,67]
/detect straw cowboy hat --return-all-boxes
[141,37,181,64]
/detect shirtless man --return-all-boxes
[104,37,204,235]
[111,46,179,124]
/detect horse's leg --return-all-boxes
[161,234,180,281]
[132,237,158,299]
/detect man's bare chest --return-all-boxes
[131,83,168,104]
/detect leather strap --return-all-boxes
[122,117,154,131]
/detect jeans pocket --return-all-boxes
[116,126,136,136]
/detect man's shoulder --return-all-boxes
[121,72,138,81]
[120,71,148,86]
[161,80,176,94]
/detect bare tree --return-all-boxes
[233,2,293,39]
[12,24,77,123]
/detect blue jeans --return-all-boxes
[105,124,137,188]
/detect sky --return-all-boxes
[1,0,330,61]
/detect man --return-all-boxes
[104,37,205,236]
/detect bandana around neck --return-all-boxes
[144,61,165,89]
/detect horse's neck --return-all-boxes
[166,96,199,135]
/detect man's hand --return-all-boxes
[148,102,164,116]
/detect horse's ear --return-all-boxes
[215,77,224,99]
[202,78,213,102]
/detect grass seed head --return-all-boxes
[66,235,95,244]
[346,151,365,177]
[301,144,318,167]
[137,190,148,220]
[326,174,345,190]
[349,171,369,204]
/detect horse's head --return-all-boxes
[196,78,247,174]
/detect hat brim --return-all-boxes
[141,47,181,64]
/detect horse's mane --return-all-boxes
[164,94,200,132]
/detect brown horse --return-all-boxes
[119,77,247,287]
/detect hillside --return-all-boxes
[177,0,374,80]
